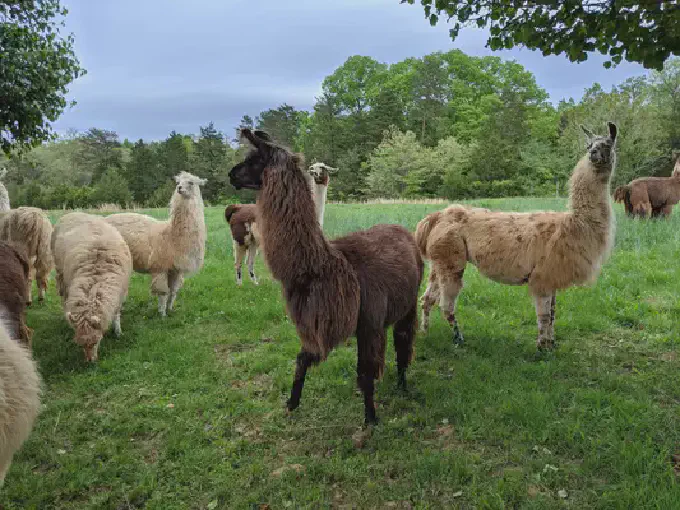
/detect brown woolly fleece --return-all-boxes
[0,241,32,347]
[417,123,617,350]
[613,153,680,218]
[229,129,422,424]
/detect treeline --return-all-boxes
[3,51,679,208]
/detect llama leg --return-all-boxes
[356,328,382,425]
[420,268,439,333]
[233,241,245,286]
[550,293,556,343]
[246,244,258,285]
[26,265,35,306]
[152,273,170,317]
[167,269,183,312]
[393,305,417,391]
[112,309,122,337]
[533,294,554,350]
[287,350,320,412]
[437,265,465,345]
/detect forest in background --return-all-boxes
[2,51,679,209]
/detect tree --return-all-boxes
[193,122,227,202]
[125,139,159,203]
[255,105,303,149]
[1,0,85,154]
[76,128,123,183]
[162,131,189,178]
[403,0,680,69]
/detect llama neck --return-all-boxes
[258,161,332,283]
[169,194,206,272]
[313,183,328,227]
[568,155,613,232]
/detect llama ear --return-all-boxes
[580,125,594,141]
[241,128,270,150]
[197,178,207,186]
[253,130,272,142]
[607,122,617,143]
[326,165,339,174]
[174,175,181,183]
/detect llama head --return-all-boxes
[68,311,103,362]
[580,122,617,171]
[673,151,680,178]
[307,162,337,186]
[230,129,302,190]
[174,171,207,199]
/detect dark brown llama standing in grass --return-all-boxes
[229,129,423,425]
[613,152,680,218]
[0,241,32,347]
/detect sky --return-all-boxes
[53,0,648,142]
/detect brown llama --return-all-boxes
[224,204,260,285]
[225,163,335,286]
[614,152,680,218]
[0,241,32,347]
[417,122,617,350]
[229,129,423,425]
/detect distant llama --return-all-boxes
[52,213,132,362]
[230,129,423,424]
[0,207,54,305]
[0,320,41,485]
[106,172,207,316]
[613,152,680,218]
[417,122,617,350]
[0,168,9,212]
[225,162,336,286]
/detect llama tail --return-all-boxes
[224,204,240,223]
[414,211,442,260]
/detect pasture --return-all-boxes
[2,199,680,509]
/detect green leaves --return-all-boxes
[1,0,85,154]
[404,0,680,70]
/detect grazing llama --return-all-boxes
[106,172,207,316]
[0,242,32,347]
[0,207,54,305]
[417,122,617,350]
[0,320,41,485]
[230,129,423,425]
[225,162,335,286]
[52,213,133,362]
[0,168,9,212]
[613,152,680,218]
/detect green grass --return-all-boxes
[2,198,680,509]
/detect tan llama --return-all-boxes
[417,122,617,350]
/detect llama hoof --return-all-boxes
[364,413,379,426]
[286,398,300,412]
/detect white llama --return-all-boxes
[106,172,207,316]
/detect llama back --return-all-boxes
[0,208,53,269]
[54,213,132,332]
[106,213,160,272]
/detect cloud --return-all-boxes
[53,0,647,140]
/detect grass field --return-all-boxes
[2,198,680,509]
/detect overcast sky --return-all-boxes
[53,0,647,141]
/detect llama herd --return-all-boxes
[0,120,677,485]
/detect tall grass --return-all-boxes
[1,200,678,509]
